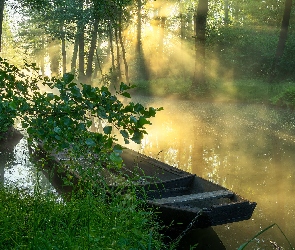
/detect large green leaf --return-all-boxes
[86,138,96,147]
[103,126,112,134]
[110,152,122,165]
[63,73,75,84]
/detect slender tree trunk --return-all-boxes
[86,18,99,80]
[157,16,166,77]
[224,0,229,24]
[180,14,185,41]
[108,22,115,72]
[39,35,45,75]
[118,10,129,83]
[95,49,103,77]
[77,23,85,80]
[180,9,186,76]
[61,36,66,75]
[135,0,149,81]
[180,0,185,41]
[114,25,121,82]
[136,0,142,55]
[71,34,78,74]
[271,0,292,78]
[39,54,45,76]
[0,0,5,52]
[158,17,166,58]
[49,39,60,77]
[77,0,85,80]
[192,0,209,89]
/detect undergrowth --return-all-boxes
[0,182,167,250]
[130,77,295,109]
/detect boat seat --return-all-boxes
[149,190,234,205]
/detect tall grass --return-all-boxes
[238,223,294,250]
[0,182,168,249]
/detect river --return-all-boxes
[1,98,295,249]
[116,97,295,249]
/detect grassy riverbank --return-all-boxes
[129,78,295,108]
[0,184,170,249]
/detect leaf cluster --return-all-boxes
[0,57,162,168]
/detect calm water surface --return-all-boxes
[118,97,295,249]
[0,130,55,193]
[1,98,295,249]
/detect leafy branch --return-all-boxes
[0,57,162,169]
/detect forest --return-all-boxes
[1,0,295,249]
[1,0,295,96]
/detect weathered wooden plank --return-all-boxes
[149,190,234,205]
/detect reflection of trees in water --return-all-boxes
[108,98,295,248]
[0,129,54,193]
[0,129,23,185]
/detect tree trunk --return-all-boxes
[135,0,149,81]
[49,39,60,77]
[95,49,103,77]
[71,34,78,74]
[180,10,186,76]
[136,0,142,55]
[224,0,229,24]
[77,0,85,81]
[77,23,85,80]
[38,35,45,75]
[108,22,115,72]
[180,1,185,41]
[192,0,209,89]
[61,35,66,75]
[86,18,99,81]
[271,0,292,78]
[158,17,166,58]
[0,0,5,52]
[114,24,122,82]
[118,9,129,83]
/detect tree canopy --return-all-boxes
[1,0,295,90]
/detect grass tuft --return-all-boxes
[238,223,294,250]
[0,184,167,249]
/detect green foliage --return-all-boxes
[0,102,15,140]
[131,78,192,97]
[272,86,295,109]
[0,57,37,139]
[0,57,162,169]
[0,57,168,248]
[207,26,278,79]
[0,185,166,250]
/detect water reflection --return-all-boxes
[0,130,55,194]
[116,97,295,249]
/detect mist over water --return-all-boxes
[1,96,295,248]
[118,96,295,249]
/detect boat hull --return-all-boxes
[33,143,257,229]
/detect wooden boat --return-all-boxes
[35,144,257,229]
[120,148,256,228]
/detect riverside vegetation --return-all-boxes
[0,58,174,249]
[1,57,294,249]
[131,77,295,110]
